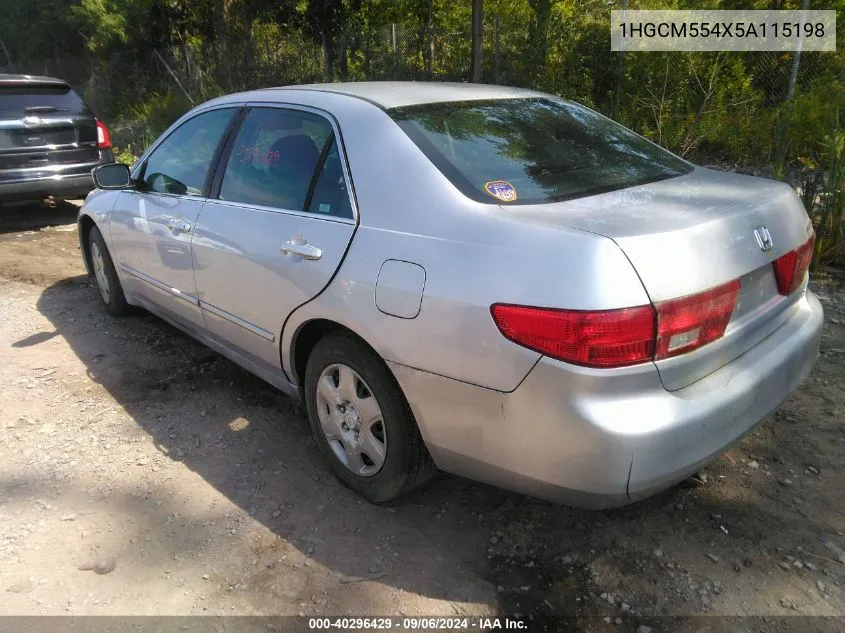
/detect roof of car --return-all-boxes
[0,74,69,87]
[276,81,547,110]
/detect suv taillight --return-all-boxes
[96,120,111,149]
[772,234,815,296]
[491,279,741,368]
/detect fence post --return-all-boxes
[392,23,397,79]
[787,0,810,101]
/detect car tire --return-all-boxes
[88,226,132,317]
[304,333,437,503]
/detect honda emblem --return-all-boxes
[754,226,773,252]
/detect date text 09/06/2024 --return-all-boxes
[307,617,527,630]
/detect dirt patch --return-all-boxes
[0,201,86,286]
[0,202,843,628]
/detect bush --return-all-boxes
[812,117,845,269]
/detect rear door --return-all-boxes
[192,104,357,377]
[0,77,98,180]
[109,106,238,332]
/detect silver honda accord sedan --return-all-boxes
[78,82,823,508]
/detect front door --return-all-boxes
[191,105,357,376]
[109,106,237,331]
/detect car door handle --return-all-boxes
[281,237,322,260]
[166,218,192,234]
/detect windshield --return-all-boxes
[389,97,692,205]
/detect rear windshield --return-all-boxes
[0,84,88,116]
[389,98,692,205]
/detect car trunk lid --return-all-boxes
[506,167,815,390]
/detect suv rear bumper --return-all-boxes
[0,149,114,203]
[388,289,823,509]
[0,172,95,202]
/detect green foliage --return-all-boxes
[113,146,139,166]
[73,0,129,54]
[812,116,845,268]
[790,77,845,166]
[0,0,86,64]
[128,92,192,142]
[771,104,792,181]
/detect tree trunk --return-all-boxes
[528,0,552,84]
[323,33,335,82]
[611,0,628,119]
[469,0,483,83]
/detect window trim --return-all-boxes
[201,197,356,226]
[303,130,336,212]
[207,106,248,199]
[208,102,358,224]
[130,103,244,200]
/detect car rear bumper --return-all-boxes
[389,289,823,509]
[0,150,113,203]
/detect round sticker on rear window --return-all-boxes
[484,180,517,202]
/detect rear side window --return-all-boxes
[219,107,333,212]
[389,98,692,205]
[307,139,353,219]
[0,84,89,116]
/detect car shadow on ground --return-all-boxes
[27,273,845,626]
[0,200,80,234]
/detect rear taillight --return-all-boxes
[654,279,740,360]
[96,120,111,149]
[491,280,741,368]
[490,304,655,368]
[772,234,815,296]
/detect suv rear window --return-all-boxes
[0,84,88,116]
[389,98,692,205]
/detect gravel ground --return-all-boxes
[0,201,844,631]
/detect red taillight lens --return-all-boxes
[96,120,111,149]
[654,279,740,360]
[490,304,655,368]
[491,281,742,368]
[772,234,815,296]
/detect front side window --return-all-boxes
[219,107,334,211]
[389,98,692,205]
[142,107,235,196]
